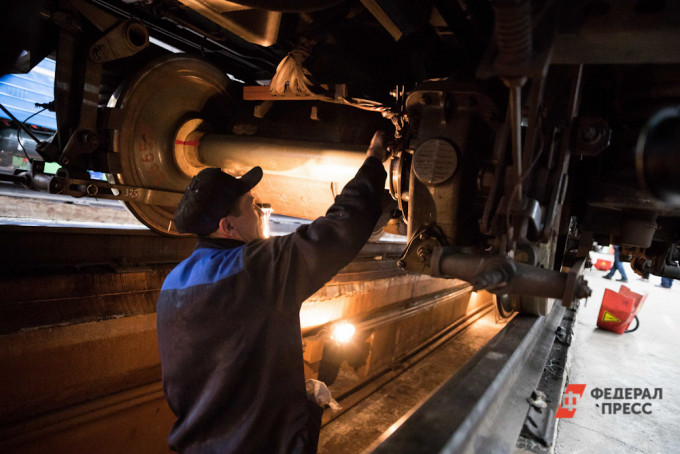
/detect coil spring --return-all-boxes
[493,0,533,68]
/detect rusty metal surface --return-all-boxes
[0,226,197,274]
[0,382,174,454]
[0,313,162,427]
[0,266,171,335]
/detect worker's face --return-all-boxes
[229,191,265,242]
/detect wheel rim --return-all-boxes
[109,55,233,235]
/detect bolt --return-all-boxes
[61,157,70,165]
[576,279,592,299]
[419,232,429,241]
[581,126,599,143]
[417,246,431,263]
[90,46,102,62]
[396,260,406,270]
[79,130,100,149]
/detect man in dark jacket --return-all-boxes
[156,132,388,453]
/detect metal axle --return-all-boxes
[174,121,389,219]
[430,246,592,304]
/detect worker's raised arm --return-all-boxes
[243,131,389,313]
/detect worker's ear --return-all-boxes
[217,216,238,239]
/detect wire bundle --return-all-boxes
[267,48,395,118]
[269,49,314,97]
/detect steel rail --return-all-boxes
[369,301,567,453]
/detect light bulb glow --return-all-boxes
[258,203,273,238]
[331,322,356,344]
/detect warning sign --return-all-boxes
[602,311,621,323]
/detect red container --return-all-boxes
[619,285,647,318]
[596,285,647,334]
[594,258,613,271]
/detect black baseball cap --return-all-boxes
[174,167,263,235]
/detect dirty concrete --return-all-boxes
[555,264,680,453]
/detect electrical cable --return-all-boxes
[0,103,41,142]
[17,107,47,162]
[624,315,640,333]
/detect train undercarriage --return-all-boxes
[1,0,679,452]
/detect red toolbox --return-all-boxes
[597,285,647,334]
[594,258,613,271]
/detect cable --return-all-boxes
[0,103,41,142]
[504,130,546,249]
[624,315,640,333]
[17,107,47,161]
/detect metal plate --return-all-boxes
[109,55,233,235]
[412,138,458,185]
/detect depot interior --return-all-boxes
[1,1,679,453]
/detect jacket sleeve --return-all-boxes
[242,156,387,313]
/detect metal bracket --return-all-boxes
[572,117,611,156]
[397,225,447,275]
[562,258,590,307]
[554,325,573,346]
[89,20,149,63]
[57,177,183,206]
[59,0,149,168]
[12,172,183,206]
[521,390,555,448]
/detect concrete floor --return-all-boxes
[555,263,680,454]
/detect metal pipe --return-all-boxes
[508,85,523,201]
[195,134,389,219]
[660,266,680,280]
[198,134,370,182]
[431,247,592,301]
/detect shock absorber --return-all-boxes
[492,0,533,74]
[491,0,534,237]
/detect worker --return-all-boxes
[156,131,389,453]
[603,245,628,283]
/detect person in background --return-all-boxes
[659,277,674,289]
[604,245,628,283]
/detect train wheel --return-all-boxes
[109,55,234,235]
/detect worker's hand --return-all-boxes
[366,131,389,162]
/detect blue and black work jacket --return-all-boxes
[156,157,386,453]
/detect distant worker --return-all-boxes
[659,251,679,289]
[604,245,628,283]
[156,132,389,453]
[659,277,674,289]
